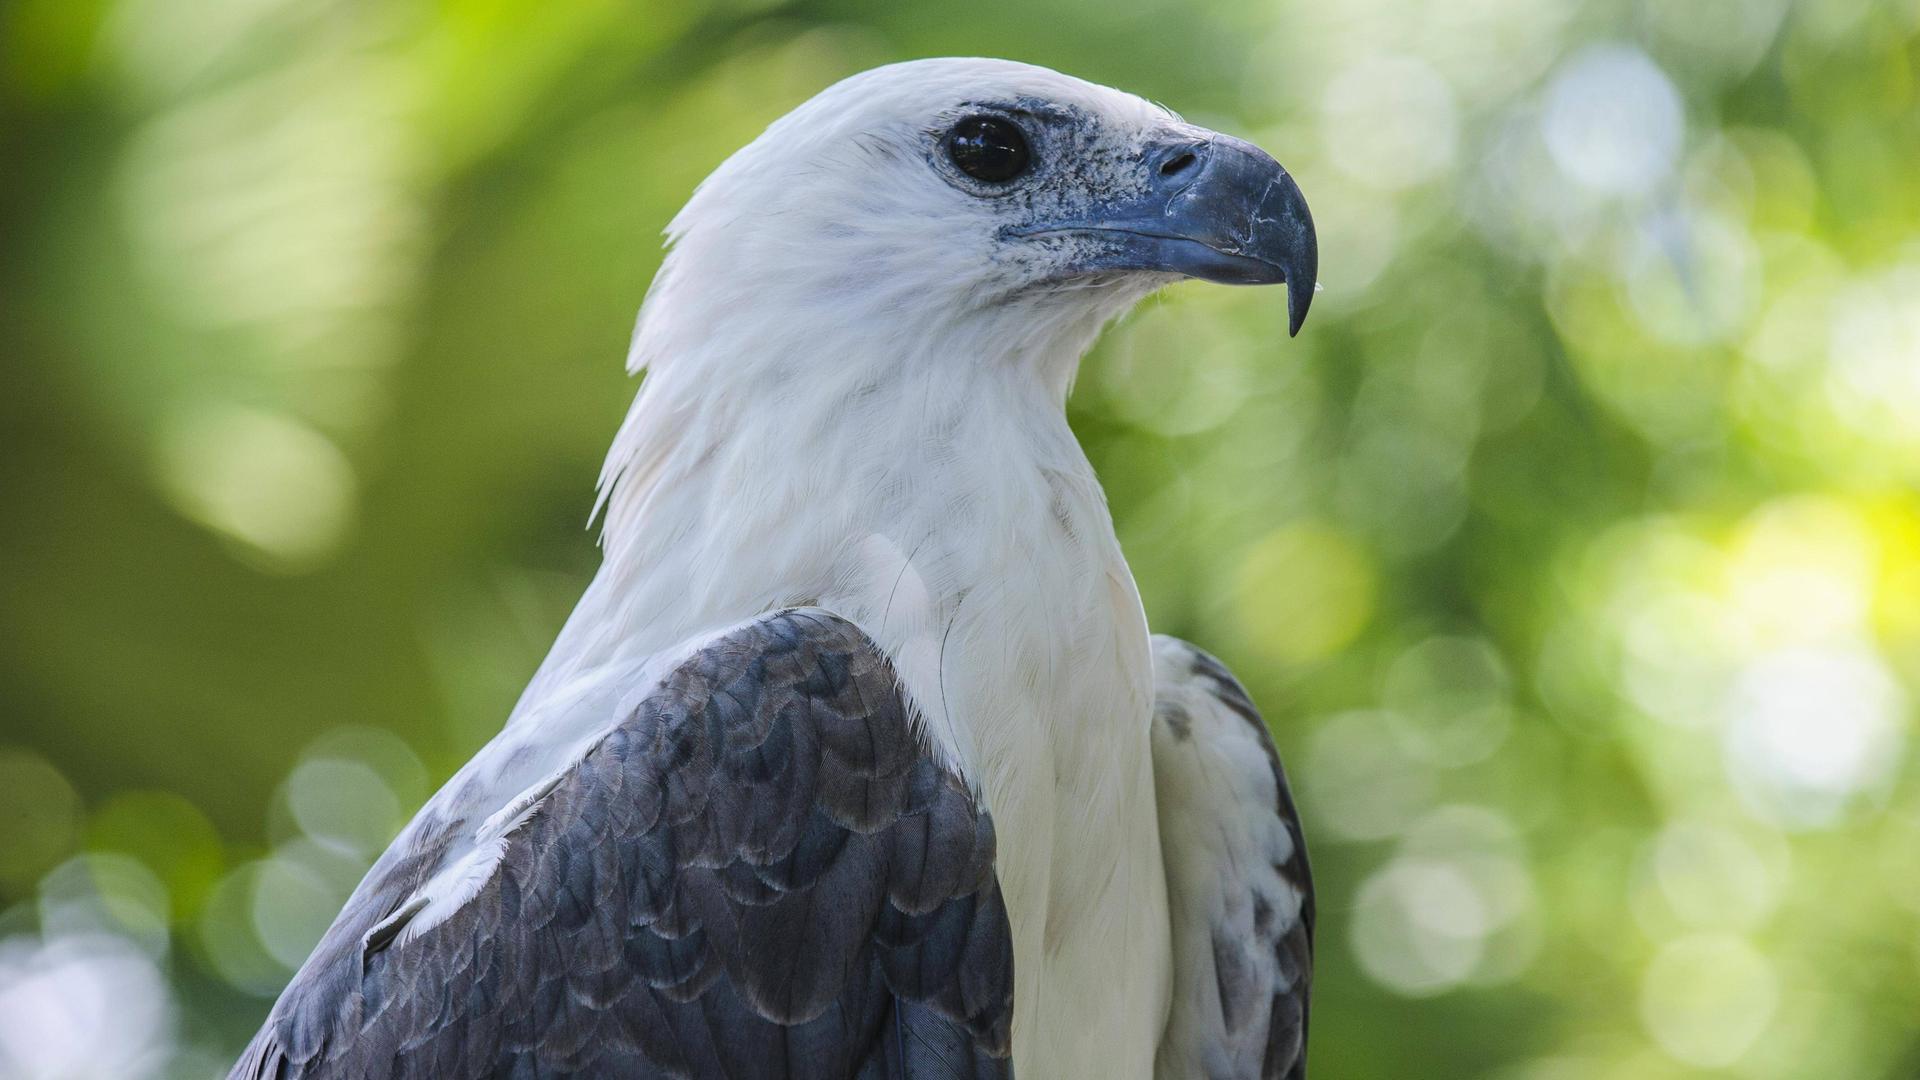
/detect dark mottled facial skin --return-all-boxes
[925,96,1319,335]
[928,99,1152,210]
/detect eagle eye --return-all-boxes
[947,116,1031,183]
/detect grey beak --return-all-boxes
[1018,131,1319,335]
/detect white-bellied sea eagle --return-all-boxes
[233,57,1318,1080]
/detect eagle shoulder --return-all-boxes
[233,608,1014,1079]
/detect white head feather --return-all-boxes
[595,59,1181,558]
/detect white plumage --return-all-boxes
[239,58,1316,1080]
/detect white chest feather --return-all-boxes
[829,435,1168,1080]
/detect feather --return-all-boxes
[236,57,1318,1079]
[230,611,1013,1079]
[1150,637,1314,1079]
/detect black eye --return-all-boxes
[947,116,1031,183]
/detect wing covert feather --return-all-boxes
[232,608,1014,1079]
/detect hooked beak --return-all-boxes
[1014,131,1319,335]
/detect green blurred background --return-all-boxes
[3,0,1919,1076]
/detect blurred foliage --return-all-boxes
[3,0,1919,1076]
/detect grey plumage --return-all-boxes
[1151,638,1314,1080]
[232,610,1014,1079]
[1195,651,1313,1079]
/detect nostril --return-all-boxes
[1160,151,1199,177]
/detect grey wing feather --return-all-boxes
[231,608,1015,1079]
[1150,636,1313,1080]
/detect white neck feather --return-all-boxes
[528,248,1157,762]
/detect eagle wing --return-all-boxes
[232,608,1015,1079]
[1150,636,1314,1080]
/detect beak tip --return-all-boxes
[1286,283,1312,337]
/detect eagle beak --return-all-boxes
[1019,131,1319,336]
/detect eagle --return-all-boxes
[234,58,1317,1080]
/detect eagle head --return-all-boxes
[636,57,1317,379]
